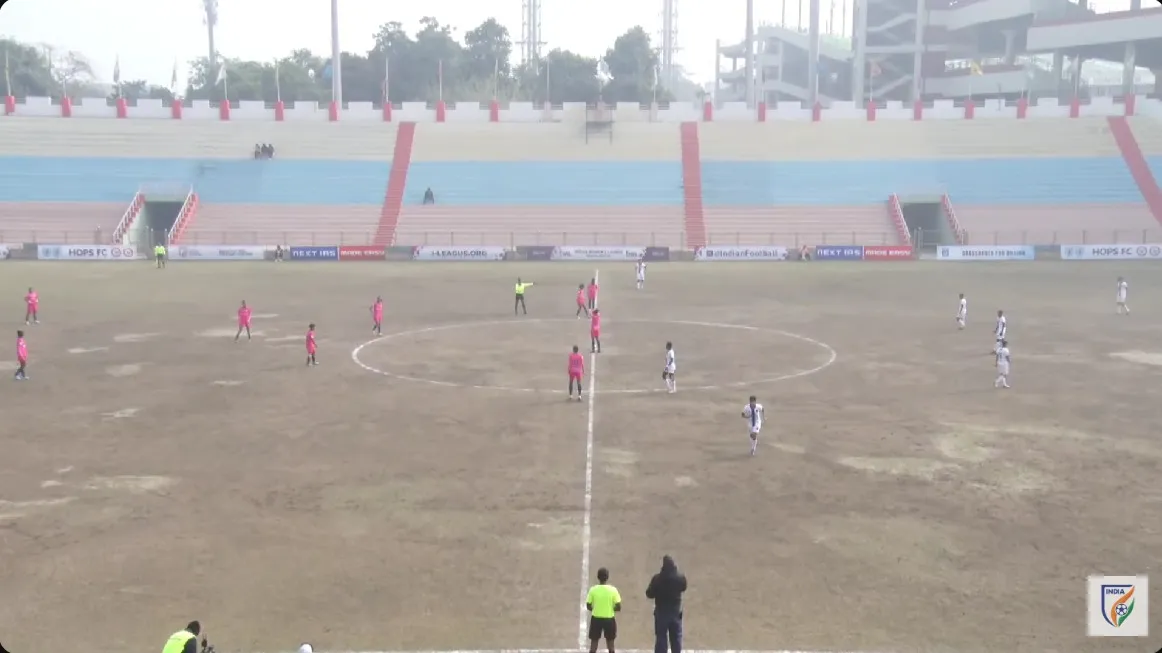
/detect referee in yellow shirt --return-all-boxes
[586,567,621,653]
[514,278,534,315]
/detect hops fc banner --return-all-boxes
[1061,244,1162,260]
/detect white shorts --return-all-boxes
[664,365,676,375]
[997,362,1010,375]
[1117,296,1126,304]
[749,427,761,437]
[637,274,645,282]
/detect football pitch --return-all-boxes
[1,261,1159,653]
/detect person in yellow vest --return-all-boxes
[154,243,167,269]
[161,621,203,653]
[514,278,534,316]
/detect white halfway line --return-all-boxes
[578,267,598,650]
[254,649,896,653]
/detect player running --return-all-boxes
[371,296,385,335]
[234,301,253,341]
[590,309,602,354]
[568,345,585,401]
[24,287,39,325]
[994,339,1011,389]
[1116,277,1129,315]
[662,341,676,394]
[14,330,28,381]
[635,259,646,290]
[992,310,1007,354]
[742,395,764,456]
[956,293,967,330]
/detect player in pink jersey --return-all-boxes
[575,284,589,318]
[371,296,384,336]
[587,278,599,311]
[24,287,39,325]
[234,300,253,341]
[590,309,602,354]
[15,330,28,380]
[568,345,585,401]
[305,323,318,366]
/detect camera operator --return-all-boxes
[162,621,207,653]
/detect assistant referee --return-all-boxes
[514,278,534,315]
[586,567,622,653]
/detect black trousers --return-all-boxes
[653,611,682,653]
[515,294,526,313]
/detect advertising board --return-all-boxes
[694,246,789,261]
[289,246,338,260]
[170,245,266,261]
[813,245,864,261]
[412,246,506,261]
[521,246,555,261]
[937,245,1035,261]
[863,245,914,261]
[642,246,671,262]
[37,245,138,260]
[551,246,646,261]
[1060,244,1162,260]
[338,245,387,261]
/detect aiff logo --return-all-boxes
[1087,575,1149,637]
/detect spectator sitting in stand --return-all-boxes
[264,144,275,159]
[423,187,435,204]
[253,144,263,159]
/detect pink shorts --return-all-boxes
[591,331,600,338]
[17,357,27,365]
[569,372,582,380]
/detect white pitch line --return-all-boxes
[255,649,895,653]
[577,267,598,649]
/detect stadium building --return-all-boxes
[715,0,1162,105]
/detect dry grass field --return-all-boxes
[1,260,1160,653]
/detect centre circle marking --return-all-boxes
[351,318,837,395]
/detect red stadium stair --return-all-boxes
[374,122,416,246]
[679,122,707,249]
[1108,116,1162,226]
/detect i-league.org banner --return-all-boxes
[937,245,1035,261]
[551,246,647,261]
[1061,244,1162,260]
[412,246,507,261]
[289,246,338,260]
[169,245,266,261]
[694,245,789,261]
[37,245,139,260]
[813,245,864,261]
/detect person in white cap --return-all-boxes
[298,645,313,653]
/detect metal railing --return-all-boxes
[4,228,1160,248]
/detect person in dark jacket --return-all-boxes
[645,555,687,653]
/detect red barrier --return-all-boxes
[489,100,500,122]
[812,102,822,122]
[913,100,923,121]
[3,96,14,115]
[702,101,713,121]
[383,102,392,122]
[274,101,285,121]
[1017,96,1028,119]
[171,101,183,119]
[864,245,913,261]
[964,101,974,120]
[757,102,766,122]
[338,246,386,261]
[866,101,876,122]
[219,101,230,121]
[116,97,128,118]
[61,97,72,118]
[1125,94,1136,117]
[328,101,339,121]
[436,101,446,122]
[1069,97,1080,118]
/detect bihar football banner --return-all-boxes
[169,245,266,261]
[338,245,387,261]
[863,245,913,261]
[694,246,788,261]
[551,246,646,261]
[1061,244,1162,260]
[937,245,1034,261]
[412,246,506,261]
[37,245,138,260]
[813,245,864,260]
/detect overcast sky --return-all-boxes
[0,0,865,87]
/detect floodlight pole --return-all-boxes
[331,0,343,105]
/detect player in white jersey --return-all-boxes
[1116,276,1129,315]
[994,339,1011,388]
[635,259,647,290]
[741,395,764,456]
[993,310,1007,353]
[956,293,967,330]
[662,341,676,393]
